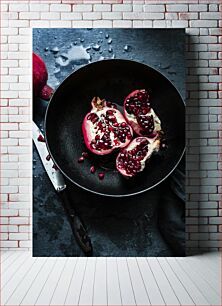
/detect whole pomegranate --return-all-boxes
[82,97,133,155]
[116,135,160,178]
[33,52,53,100]
[124,89,162,137]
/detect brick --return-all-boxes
[1,209,18,216]
[113,20,132,27]
[83,12,102,19]
[9,233,29,240]
[9,217,29,225]
[112,4,132,11]
[200,12,221,20]
[143,4,165,12]
[102,12,122,19]
[191,233,209,240]
[123,12,164,19]
[72,20,93,27]
[133,5,143,12]
[166,4,188,12]
[0,241,18,248]
[94,4,111,11]
[41,12,60,20]
[9,3,28,11]
[172,20,188,27]
[19,12,40,19]
[92,20,112,27]
[50,4,71,11]
[73,4,92,12]
[190,20,217,28]
[29,4,49,11]
[189,4,207,11]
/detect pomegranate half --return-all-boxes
[116,135,161,178]
[82,97,133,155]
[124,89,162,137]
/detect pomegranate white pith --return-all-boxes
[82,97,133,155]
[116,135,161,178]
[124,89,162,137]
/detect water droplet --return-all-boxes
[92,44,101,51]
[54,36,57,39]
[108,47,113,53]
[51,46,59,53]
[107,38,112,44]
[80,38,84,42]
[44,47,49,52]
[99,31,103,34]
[111,54,115,59]
[105,33,109,39]
[124,45,131,52]
[99,50,103,54]
[74,41,77,45]
[53,66,61,74]
[99,56,105,61]
[55,56,69,67]
[86,46,91,51]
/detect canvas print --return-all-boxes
[33,29,185,257]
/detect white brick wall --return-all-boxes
[0,0,221,254]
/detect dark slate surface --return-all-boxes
[33,28,185,257]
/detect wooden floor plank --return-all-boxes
[64,257,87,306]
[186,256,220,294]
[195,253,219,273]
[137,258,165,305]
[50,257,78,305]
[167,258,210,305]
[5,257,46,305]
[117,258,136,305]
[107,258,121,306]
[20,258,56,305]
[1,253,30,289]
[35,258,67,306]
[78,258,96,306]
[127,257,150,305]
[1,256,37,305]
[0,251,14,263]
[157,258,195,305]
[93,257,107,306]
[147,258,180,305]
[2,252,22,273]
[176,257,221,305]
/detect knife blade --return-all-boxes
[32,121,66,192]
[32,121,93,256]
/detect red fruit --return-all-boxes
[78,157,84,163]
[124,89,162,137]
[90,165,96,174]
[33,52,54,101]
[116,135,161,178]
[82,97,133,156]
[37,134,45,142]
[98,172,105,180]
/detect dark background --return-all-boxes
[33,28,185,257]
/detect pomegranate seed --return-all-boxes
[78,157,84,163]
[46,154,51,161]
[82,152,89,158]
[52,164,58,171]
[37,134,45,142]
[90,165,96,174]
[98,172,105,180]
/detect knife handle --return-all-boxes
[59,190,93,256]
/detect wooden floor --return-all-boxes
[1,251,220,306]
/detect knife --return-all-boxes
[32,121,93,256]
